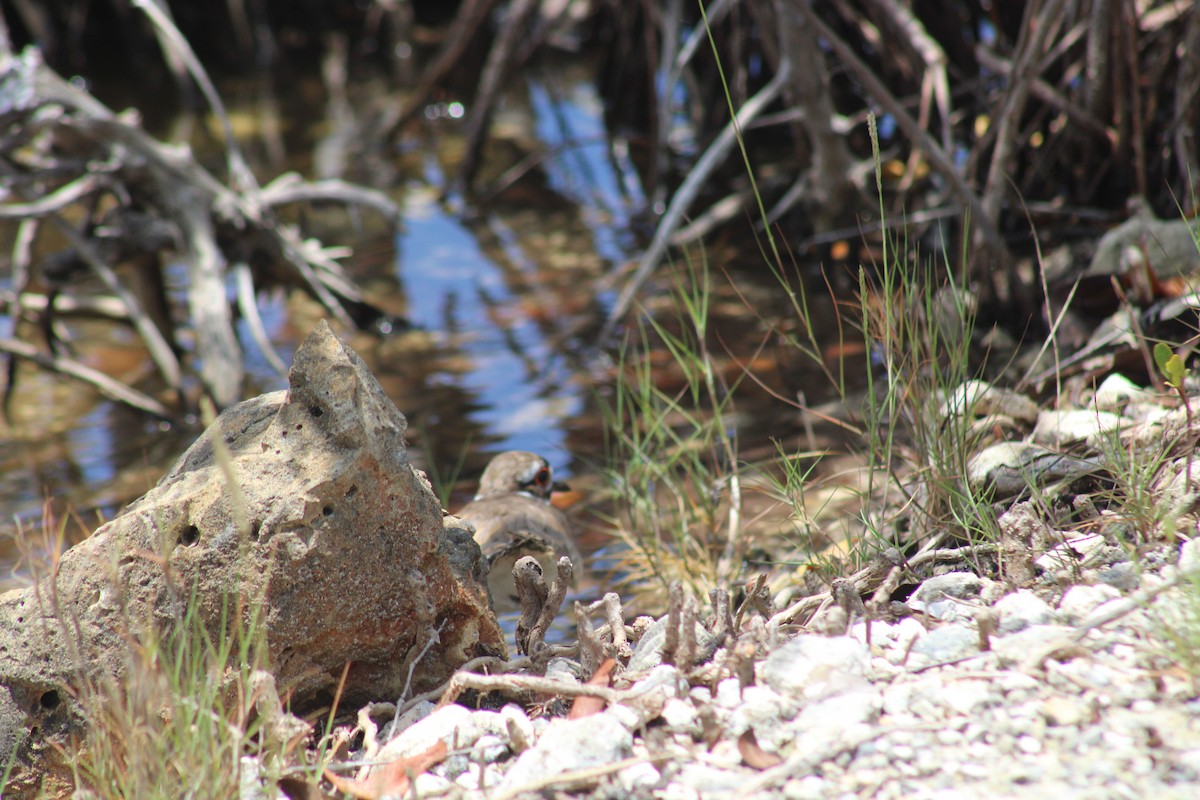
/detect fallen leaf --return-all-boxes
[569,657,617,719]
[324,739,448,799]
[738,729,783,770]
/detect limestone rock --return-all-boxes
[0,320,504,796]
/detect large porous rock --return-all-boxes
[0,320,504,796]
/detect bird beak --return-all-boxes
[550,481,581,510]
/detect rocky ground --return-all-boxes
[9,326,1200,799]
[320,371,1200,800]
[329,538,1200,800]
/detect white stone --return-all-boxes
[500,703,535,753]
[383,700,434,742]
[1180,537,1200,577]
[791,688,881,737]
[618,762,662,792]
[912,573,983,602]
[760,635,871,700]
[939,679,995,716]
[782,775,829,800]
[715,676,743,709]
[498,710,634,791]
[623,664,683,724]
[377,704,475,761]
[994,590,1056,633]
[729,684,790,733]
[1057,583,1121,623]
[1092,373,1152,410]
[607,702,642,732]
[1032,408,1126,446]
[1036,533,1107,572]
[1017,734,1046,753]
[907,623,979,666]
[411,772,454,795]
[660,697,698,734]
[677,763,757,795]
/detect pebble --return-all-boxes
[661,697,699,734]
[1179,537,1200,576]
[333,514,1200,800]
[907,623,979,666]
[994,589,1056,633]
[1041,696,1090,727]
[910,571,982,603]
[938,678,995,715]
[1032,408,1127,446]
[1096,561,1141,591]
[1057,583,1121,622]
[497,709,633,791]
[759,634,870,700]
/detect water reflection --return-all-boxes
[0,54,632,594]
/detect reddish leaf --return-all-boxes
[569,657,617,719]
[324,739,448,799]
[738,729,783,770]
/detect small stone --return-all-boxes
[908,573,984,622]
[678,764,756,795]
[994,590,1056,633]
[759,635,870,700]
[908,624,979,666]
[1093,373,1152,410]
[790,688,881,737]
[660,698,698,734]
[993,624,1075,666]
[969,441,1101,497]
[912,573,983,603]
[1036,533,1107,572]
[545,657,583,685]
[939,380,1039,424]
[782,775,828,800]
[729,684,791,741]
[1016,734,1043,754]
[1057,583,1121,623]
[627,615,721,672]
[500,704,534,754]
[1180,538,1200,577]
[1041,696,1089,727]
[378,704,475,761]
[623,664,683,724]
[498,710,633,791]
[715,676,743,709]
[938,679,995,716]
[412,772,454,795]
[1032,409,1126,446]
[619,762,662,792]
[1096,561,1140,592]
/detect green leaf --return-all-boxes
[1155,342,1188,388]
[1154,342,1174,374]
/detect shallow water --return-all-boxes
[0,51,830,605]
[0,56,638,588]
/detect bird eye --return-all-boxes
[535,466,551,487]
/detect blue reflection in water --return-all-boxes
[397,210,577,462]
[398,76,636,468]
[526,77,642,265]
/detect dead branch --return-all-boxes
[0,336,172,418]
[602,55,791,338]
[514,555,574,661]
[0,45,402,411]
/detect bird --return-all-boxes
[455,451,582,612]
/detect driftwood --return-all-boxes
[0,18,400,414]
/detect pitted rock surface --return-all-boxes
[0,320,503,796]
